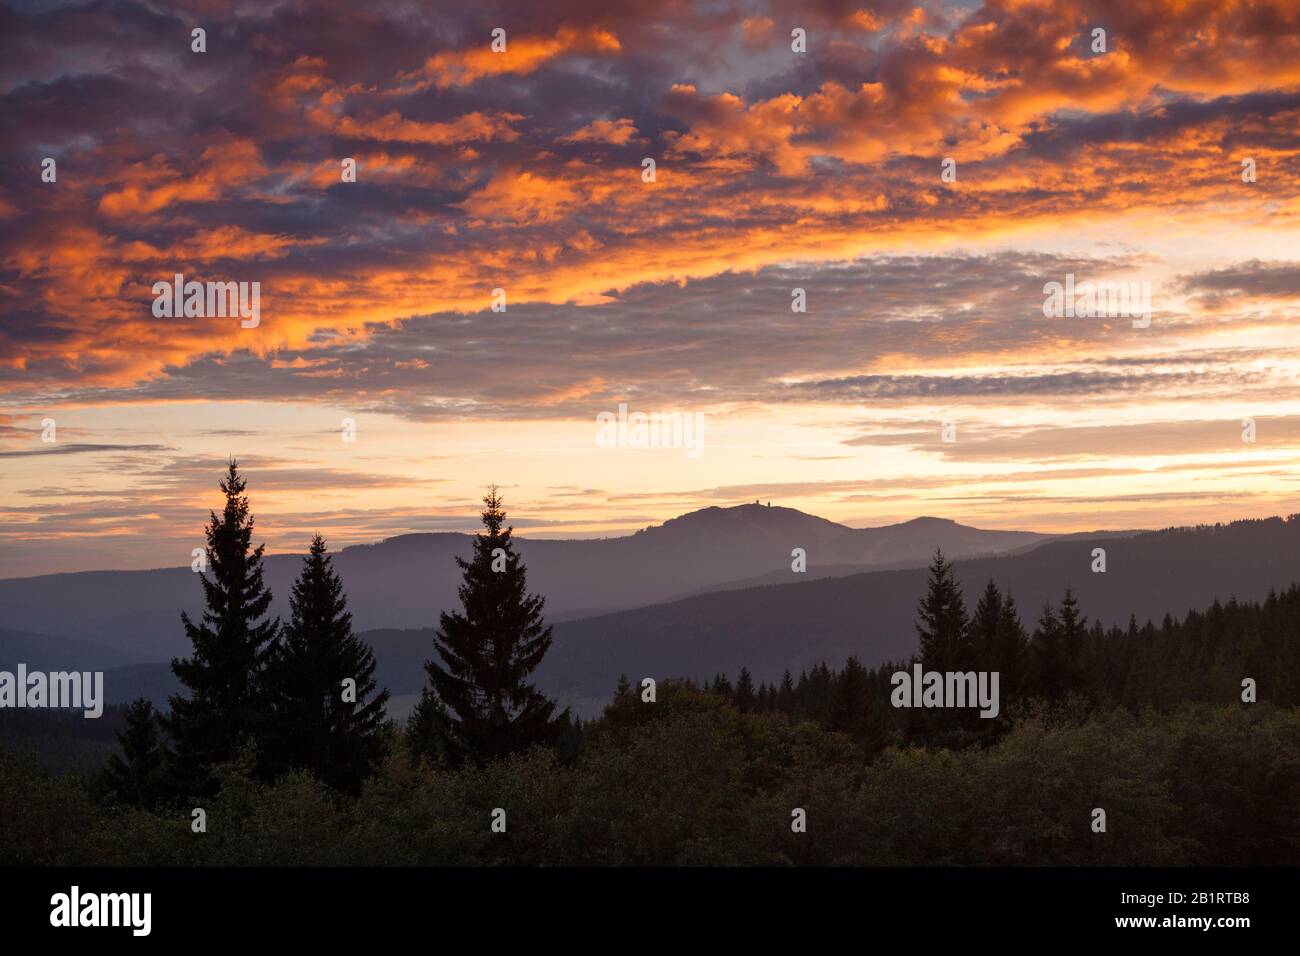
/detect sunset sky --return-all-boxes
[4,0,1300,577]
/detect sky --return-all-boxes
[3,0,1300,577]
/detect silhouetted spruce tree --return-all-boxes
[829,655,869,739]
[553,712,585,763]
[1030,601,1066,701]
[1120,619,1159,706]
[993,589,1029,704]
[262,535,390,793]
[916,549,971,673]
[414,488,563,765]
[794,669,811,717]
[593,674,641,738]
[968,579,1003,667]
[734,667,756,712]
[967,581,1029,707]
[100,698,169,809]
[805,663,834,722]
[1085,619,1109,699]
[164,461,278,797]
[1058,587,1088,696]
[777,670,796,714]
[407,686,453,762]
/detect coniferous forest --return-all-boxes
[1,464,1296,867]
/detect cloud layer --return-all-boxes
[3,0,1300,574]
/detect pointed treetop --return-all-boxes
[481,485,507,537]
[221,457,245,492]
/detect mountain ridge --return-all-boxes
[0,504,1073,661]
[45,513,1300,719]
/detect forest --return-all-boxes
[1,463,1296,866]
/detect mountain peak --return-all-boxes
[894,516,960,528]
[646,502,849,532]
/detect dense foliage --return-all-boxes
[709,553,1300,753]
[2,688,1295,866]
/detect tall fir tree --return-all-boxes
[262,535,390,793]
[828,655,869,739]
[967,579,1003,667]
[734,667,757,712]
[804,663,834,722]
[1057,587,1088,696]
[776,670,796,714]
[100,698,169,809]
[968,581,1029,705]
[916,549,971,673]
[163,461,278,797]
[412,488,563,765]
[615,673,632,700]
[992,589,1029,704]
[1030,601,1066,701]
[553,711,585,763]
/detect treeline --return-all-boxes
[0,704,130,776]
[4,687,1296,865]
[704,552,1300,752]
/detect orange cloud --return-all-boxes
[97,139,267,218]
[399,25,621,90]
[562,117,639,145]
[312,108,524,145]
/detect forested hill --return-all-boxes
[536,515,1300,699]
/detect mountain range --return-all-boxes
[12,505,1299,717]
[0,504,1061,664]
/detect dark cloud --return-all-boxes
[0,442,171,458]
[1176,260,1300,299]
[847,417,1300,462]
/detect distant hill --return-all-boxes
[0,629,132,672]
[89,515,1300,720]
[533,515,1300,706]
[0,504,1062,663]
[685,526,1132,595]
